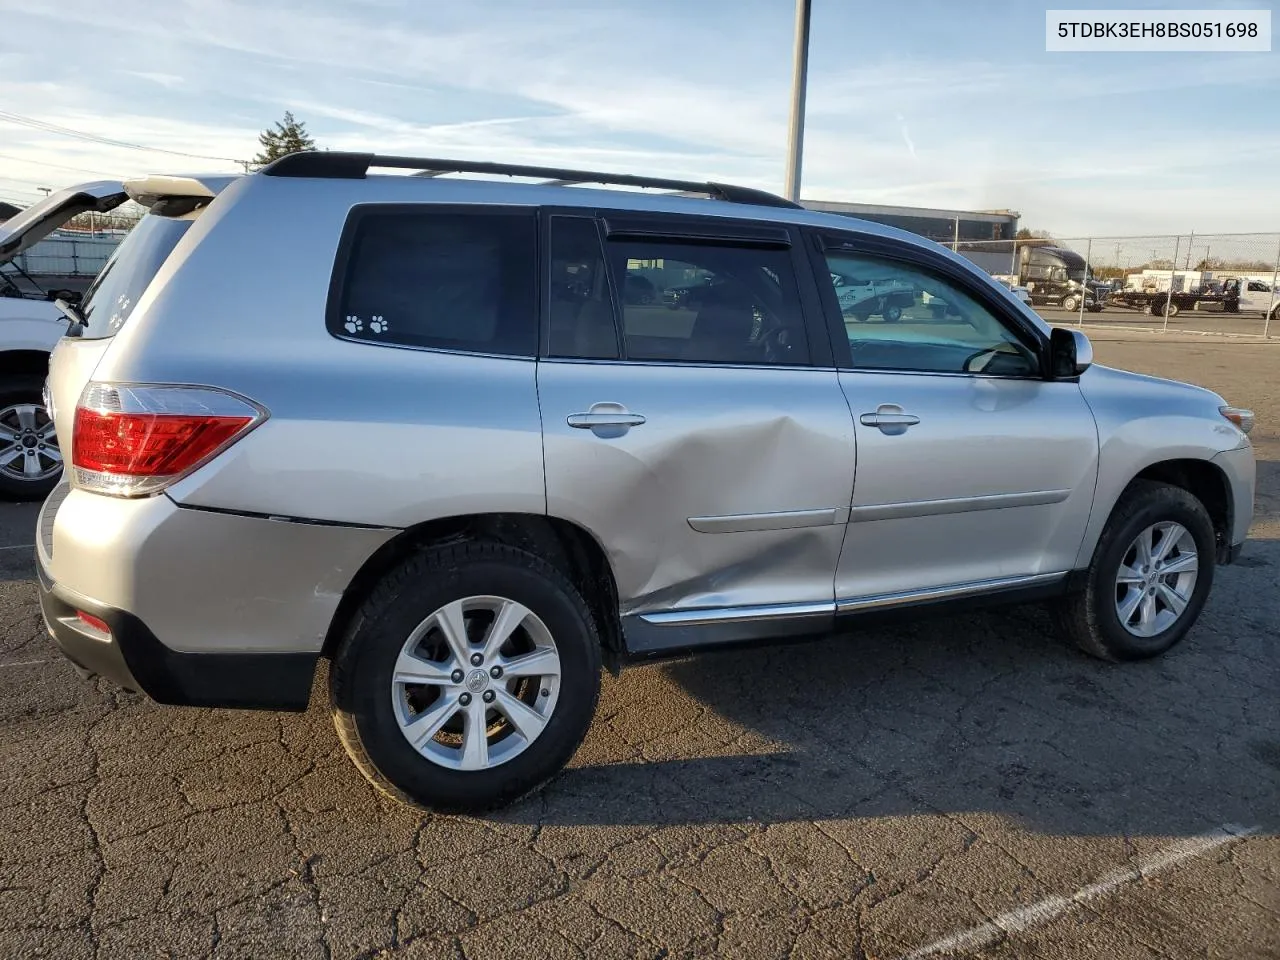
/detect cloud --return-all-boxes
[1,0,1277,234]
[122,71,185,89]
[896,114,917,160]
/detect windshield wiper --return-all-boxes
[54,298,88,337]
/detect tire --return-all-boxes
[0,374,62,501]
[330,541,603,813]
[1164,300,1180,318]
[1053,480,1215,662]
[883,304,903,323]
[1061,295,1079,312]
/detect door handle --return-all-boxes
[567,412,647,429]
[566,402,646,438]
[860,403,920,434]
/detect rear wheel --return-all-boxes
[883,303,903,323]
[1053,481,1215,661]
[1062,294,1079,312]
[330,541,602,812]
[0,375,61,501]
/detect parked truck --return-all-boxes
[1107,270,1278,320]
[830,271,916,322]
[1016,245,1106,312]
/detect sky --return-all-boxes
[0,0,1277,236]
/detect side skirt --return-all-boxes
[621,572,1075,660]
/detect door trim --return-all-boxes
[687,507,846,534]
[834,571,1066,613]
[635,571,1068,626]
[848,489,1071,523]
[638,599,834,626]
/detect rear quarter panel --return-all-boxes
[87,176,546,527]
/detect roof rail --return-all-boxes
[259,151,802,210]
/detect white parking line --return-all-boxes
[0,658,50,669]
[902,824,1259,959]
[0,543,34,551]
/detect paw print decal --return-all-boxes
[369,316,388,334]
[344,315,363,333]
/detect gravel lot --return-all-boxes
[2,335,1277,960]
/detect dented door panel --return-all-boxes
[538,360,856,617]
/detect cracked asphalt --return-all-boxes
[1,336,1277,959]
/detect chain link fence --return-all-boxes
[953,233,1280,339]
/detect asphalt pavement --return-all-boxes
[1,337,1277,959]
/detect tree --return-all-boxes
[1015,227,1053,240]
[252,111,316,167]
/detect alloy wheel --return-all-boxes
[1114,521,1199,638]
[390,595,562,771]
[0,403,61,483]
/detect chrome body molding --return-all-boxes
[687,507,845,534]
[638,571,1069,626]
[847,489,1071,523]
[833,571,1068,613]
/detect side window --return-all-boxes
[1247,280,1269,292]
[332,209,537,356]
[547,217,619,359]
[605,239,810,365]
[820,248,1039,377]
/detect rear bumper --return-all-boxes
[38,555,318,709]
[37,483,397,710]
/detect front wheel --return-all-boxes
[883,303,903,323]
[330,541,602,812]
[1053,481,1215,661]
[1062,295,1079,312]
[0,375,62,501]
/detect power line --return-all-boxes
[0,175,64,188]
[0,153,125,178]
[0,110,246,166]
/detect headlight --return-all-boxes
[1220,406,1254,435]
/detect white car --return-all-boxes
[0,181,126,499]
[830,272,914,322]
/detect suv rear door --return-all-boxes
[536,211,855,653]
[808,229,1099,604]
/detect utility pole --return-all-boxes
[783,0,812,203]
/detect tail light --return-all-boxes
[72,383,266,497]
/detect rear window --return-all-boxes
[330,209,538,357]
[77,214,193,340]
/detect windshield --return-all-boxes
[77,214,192,340]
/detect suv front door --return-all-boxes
[537,213,855,653]
[809,231,1100,606]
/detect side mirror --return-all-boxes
[1049,327,1093,378]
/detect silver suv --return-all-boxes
[28,153,1255,812]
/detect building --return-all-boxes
[799,200,1020,245]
